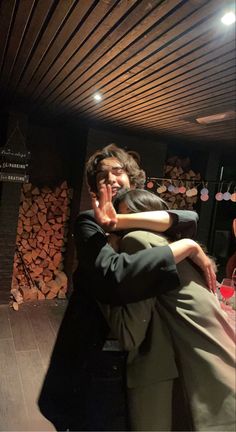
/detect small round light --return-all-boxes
[200,188,209,195]
[231,192,236,202]
[157,185,166,193]
[221,12,236,26]
[200,194,209,202]
[179,186,186,194]
[93,93,102,101]
[173,186,179,194]
[223,192,231,201]
[168,184,174,192]
[191,188,198,197]
[215,192,223,201]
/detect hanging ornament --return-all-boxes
[147,181,154,189]
[173,186,179,194]
[168,184,175,192]
[231,191,236,202]
[230,187,236,202]
[179,185,186,194]
[200,194,209,201]
[186,189,194,197]
[190,187,198,197]
[200,182,209,200]
[200,187,209,195]
[223,183,232,201]
[215,182,224,201]
[156,185,167,193]
[223,191,231,201]
[215,192,223,201]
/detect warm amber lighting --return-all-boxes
[196,111,236,124]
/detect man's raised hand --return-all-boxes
[91,184,117,231]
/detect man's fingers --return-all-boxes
[205,266,216,293]
[107,184,112,202]
[98,185,105,208]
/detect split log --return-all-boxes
[12,181,73,303]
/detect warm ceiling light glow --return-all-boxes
[221,11,236,25]
[196,111,236,124]
[93,93,102,101]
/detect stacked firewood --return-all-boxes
[158,156,201,210]
[11,181,73,307]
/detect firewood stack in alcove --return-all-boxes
[11,181,73,308]
[160,156,201,210]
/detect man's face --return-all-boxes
[96,157,131,198]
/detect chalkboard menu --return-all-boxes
[0,126,30,183]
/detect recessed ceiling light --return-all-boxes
[221,11,236,25]
[93,93,102,101]
[196,111,236,124]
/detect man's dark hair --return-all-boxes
[86,144,146,193]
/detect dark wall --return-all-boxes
[208,149,236,279]
[26,121,88,290]
[0,112,27,302]
[87,127,167,177]
[0,183,21,302]
[154,139,236,278]
[0,113,88,301]
[27,122,87,189]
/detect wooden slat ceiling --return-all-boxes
[0,0,235,146]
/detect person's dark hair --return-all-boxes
[114,188,169,213]
[86,144,146,193]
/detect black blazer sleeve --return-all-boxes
[74,211,179,305]
[166,210,198,239]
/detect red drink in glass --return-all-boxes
[220,285,235,299]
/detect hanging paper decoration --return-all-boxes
[179,185,186,194]
[145,154,235,209]
[200,183,209,201]
[191,187,198,196]
[215,192,223,201]
[156,185,166,193]
[200,194,209,201]
[223,191,231,201]
[186,189,194,197]
[168,184,175,192]
[223,183,232,200]
[231,192,236,202]
[146,176,235,207]
[173,186,179,194]
[200,187,209,195]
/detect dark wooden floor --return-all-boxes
[0,299,67,431]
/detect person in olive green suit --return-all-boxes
[99,189,236,432]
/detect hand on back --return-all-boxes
[189,241,216,293]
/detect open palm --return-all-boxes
[91,184,117,231]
